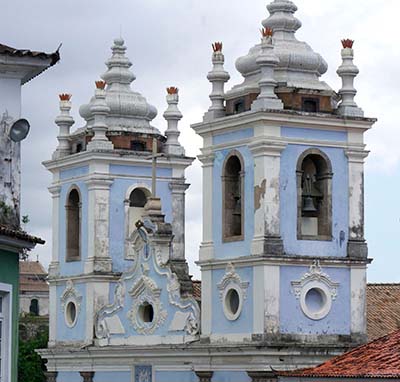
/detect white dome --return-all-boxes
[228,0,332,97]
[79,38,159,134]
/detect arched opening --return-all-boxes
[29,299,39,316]
[222,152,244,241]
[297,149,333,240]
[127,187,151,236]
[66,188,81,261]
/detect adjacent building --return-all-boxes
[0,42,58,382]
[39,1,376,381]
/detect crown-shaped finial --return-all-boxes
[166,87,179,95]
[95,80,106,89]
[261,27,274,38]
[212,42,223,52]
[59,93,72,101]
[341,39,354,49]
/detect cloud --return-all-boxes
[3,0,399,280]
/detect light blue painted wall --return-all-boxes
[212,266,253,334]
[280,144,349,257]
[57,372,82,382]
[59,165,89,180]
[212,371,252,382]
[109,165,173,273]
[213,128,254,146]
[280,265,351,335]
[56,282,86,341]
[110,164,172,178]
[94,371,131,382]
[281,127,347,143]
[108,251,197,339]
[212,147,254,259]
[155,371,197,382]
[59,180,88,276]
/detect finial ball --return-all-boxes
[114,37,124,46]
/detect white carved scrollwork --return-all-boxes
[217,263,249,321]
[127,268,167,335]
[60,280,82,328]
[291,260,340,320]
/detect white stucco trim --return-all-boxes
[200,270,212,336]
[299,281,332,321]
[264,265,280,334]
[350,266,366,334]
[49,284,57,345]
[253,266,264,334]
[0,283,12,382]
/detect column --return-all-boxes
[80,372,95,382]
[249,140,286,256]
[85,176,113,273]
[345,149,369,258]
[195,371,213,382]
[44,372,58,382]
[198,153,215,261]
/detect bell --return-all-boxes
[302,196,317,213]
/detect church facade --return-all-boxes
[39,1,376,382]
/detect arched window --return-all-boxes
[126,188,151,237]
[297,149,333,240]
[222,152,244,242]
[29,299,39,316]
[66,188,81,261]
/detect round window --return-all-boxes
[223,287,242,321]
[139,302,154,323]
[66,301,77,327]
[300,284,332,320]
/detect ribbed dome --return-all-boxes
[228,0,331,97]
[79,38,159,134]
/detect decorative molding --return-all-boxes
[80,372,95,382]
[44,371,58,382]
[195,371,214,382]
[60,280,82,328]
[127,269,167,335]
[217,263,249,321]
[291,260,340,320]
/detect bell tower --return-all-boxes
[192,0,375,350]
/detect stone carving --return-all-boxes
[291,260,340,320]
[126,226,148,261]
[291,260,339,300]
[95,282,125,339]
[60,280,82,327]
[217,263,249,300]
[127,270,167,335]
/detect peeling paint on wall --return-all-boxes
[254,179,266,210]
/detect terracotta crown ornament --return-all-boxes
[212,42,223,52]
[341,39,354,49]
[59,93,72,101]
[261,27,274,38]
[95,80,106,89]
[166,86,179,95]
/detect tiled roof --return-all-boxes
[0,224,45,245]
[281,329,400,379]
[0,43,59,65]
[19,261,48,293]
[367,284,400,341]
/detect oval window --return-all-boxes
[300,284,332,320]
[66,301,77,327]
[223,287,242,321]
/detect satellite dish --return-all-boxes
[8,118,30,142]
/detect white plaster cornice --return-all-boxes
[345,149,370,163]
[248,139,287,157]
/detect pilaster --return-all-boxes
[198,153,215,261]
[345,149,369,259]
[84,176,114,273]
[249,140,286,256]
[44,371,58,382]
[48,185,61,277]
[247,371,277,382]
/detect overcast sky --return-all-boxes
[2,0,399,281]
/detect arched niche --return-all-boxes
[125,186,152,239]
[222,150,245,242]
[65,186,82,261]
[296,149,333,240]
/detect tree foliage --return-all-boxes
[18,331,48,382]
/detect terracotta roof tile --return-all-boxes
[367,284,400,341]
[19,261,48,293]
[0,43,60,65]
[19,260,47,275]
[0,224,45,245]
[282,329,400,379]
